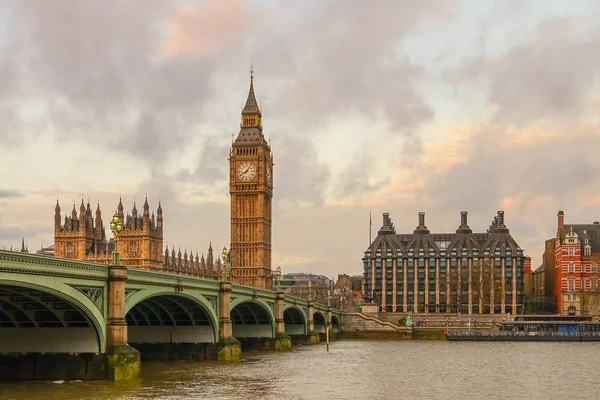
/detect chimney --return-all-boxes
[456,211,472,234]
[414,212,430,234]
[378,212,395,235]
[383,213,391,227]
[497,210,505,226]
[558,210,565,230]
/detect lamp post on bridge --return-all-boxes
[221,246,230,282]
[277,266,282,291]
[105,212,140,379]
[308,281,312,302]
[109,214,123,265]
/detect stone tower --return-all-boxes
[53,198,163,269]
[229,69,274,289]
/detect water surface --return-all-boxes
[1,341,598,399]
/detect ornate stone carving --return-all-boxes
[125,289,140,302]
[205,296,217,311]
[73,286,104,313]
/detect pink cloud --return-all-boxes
[163,0,247,57]
[530,195,555,208]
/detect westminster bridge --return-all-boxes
[0,250,341,380]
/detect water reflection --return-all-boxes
[1,341,600,400]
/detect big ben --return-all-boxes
[229,69,273,289]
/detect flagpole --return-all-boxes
[369,211,372,245]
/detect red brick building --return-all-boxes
[545,211,600,315]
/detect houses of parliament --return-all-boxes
[51,72,274,289]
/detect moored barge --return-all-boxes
[446,316,600,341]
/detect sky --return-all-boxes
[0,0,599,278]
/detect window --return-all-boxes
[584,246,591,256]
[568,262,575,273]
[592,263,598,273]
[581,264,586,273]
[66,243,74,257]
[130,242,137,256]
[568,248,575,256]
[592,279,597,291]
[568,279,575,292]
[581,279,585,291]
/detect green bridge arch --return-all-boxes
[0,277,107,353]
[125,288,220,343]
[229,297,276,338]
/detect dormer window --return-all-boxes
[584,246,591,256]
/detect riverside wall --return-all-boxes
[341,311,512,340]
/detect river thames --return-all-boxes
[1,340,598,400]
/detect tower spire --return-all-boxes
[242,67,261,117]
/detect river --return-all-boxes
[1,340,598,399]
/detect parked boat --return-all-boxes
[446,316,600,341]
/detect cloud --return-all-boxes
[0,226,34,242]
[0,190,23,198]
[0,0,218,163]
[273,133,330,208]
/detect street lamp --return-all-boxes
[109,214,123,265]
[221,246,229,282]
[277,266,282,288]
[308,281,313,302]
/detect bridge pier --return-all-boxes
[296,300,320,345]
[217,281,242,360]
[274,291,292,351]
[105,264,141,380]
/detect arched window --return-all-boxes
[584,246,591,256]
[66,243,74,257]
[130,242,137,256]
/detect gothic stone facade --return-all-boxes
[228,72,274,290]
[364,211,526,314]
[54,198,164,269]
[54,199,221,278]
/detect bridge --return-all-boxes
[0,250,341,380]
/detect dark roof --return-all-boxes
[366,212,524,258]
[234,126,267,146]
[560,224,600,254]
[242,75,261,116]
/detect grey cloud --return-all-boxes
[174,135,230,186]
[0,0,217,162]
[254,1,445,136]
[445,16,600,125]
[0,189,23,198]
[0,226,34,242]
[335,153,388,199]
[273,132,330,208]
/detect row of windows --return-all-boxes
[567,247,593,256]
[567,262,598,273]
[567,279,598,291]
[367,251,524,258]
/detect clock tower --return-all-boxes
[229,69,274,289]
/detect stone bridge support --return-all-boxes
[273,291,292,351]
[300,301,320,345]
[217,281,241,360]
[106,264,141,380]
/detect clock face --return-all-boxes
[266,165,272,185]
[237,161,257,181]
